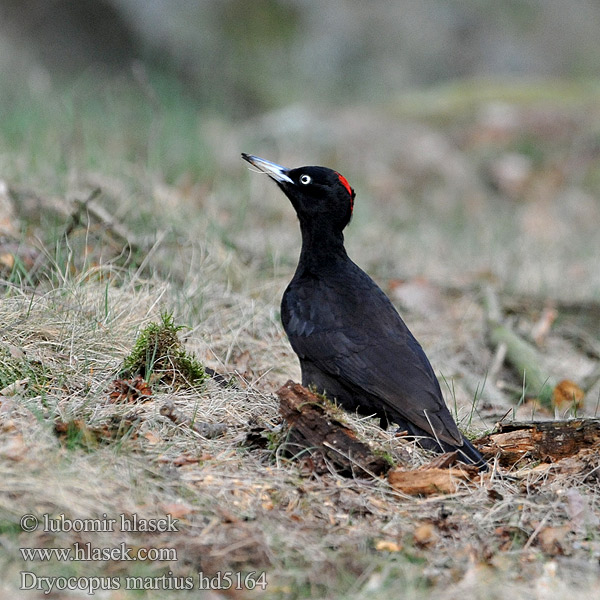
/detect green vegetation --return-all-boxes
[121,311,206,387]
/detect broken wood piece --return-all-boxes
[276,381,390,478]
[388,465,478,496]
[476,418,600,466]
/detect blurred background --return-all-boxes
[1,0,600,299]
[3,0,600,112]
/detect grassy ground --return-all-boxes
[1,73,599,599]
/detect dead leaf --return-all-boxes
[0,433,26,461]
[172,453,200,467]
[143,431,161,445]
[7,345,26,360]
[0,418,17,431]
[54,419,103,449]
[0,253,15,270]
[0,378,29,397]
[54,416,138,448]
[487,488,504,501]
[420,451,459,469]
[374,539,402,552]
[261,495,274,510]
[531,306,557,346]
[160,502,194,519]
[108,375,153,403]
[494,525,528,551]
[536,525,570,556]
[552,380,584,412]
[564,488,599,532]
[0,242,40,273]
[413,522,438,547]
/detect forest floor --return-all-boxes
[1,76,599,599]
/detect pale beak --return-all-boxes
[241,153,294,184]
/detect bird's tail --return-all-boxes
[455,436,488,471]
[395,420,488,470]
[413,431,488,470]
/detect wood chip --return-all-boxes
[388,466,477,495]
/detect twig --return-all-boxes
[64,188,102,238]
[488,342,508,382]
[65,188,149,254]
[160,401,227,439]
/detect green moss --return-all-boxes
[307,386,356,425]
[265,430,284,452]
[121,311,206,389]
[373,449,396,467]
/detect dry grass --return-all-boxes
[1,78,600,599]
[1,256,598,599]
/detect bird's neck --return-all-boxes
[296,218,348,274]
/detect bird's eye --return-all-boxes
[299,174,311,185]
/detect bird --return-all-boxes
[242,153,486,469]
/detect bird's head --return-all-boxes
[242,153,355,230]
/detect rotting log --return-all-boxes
[476,418,600,466]
[276,381,390,478]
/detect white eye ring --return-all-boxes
[299,174,311,185]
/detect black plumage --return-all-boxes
[242,153,486,469]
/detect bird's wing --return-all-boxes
[282,273,463,446]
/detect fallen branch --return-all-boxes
[483,285,584,408]
[276,381,390,478]
[65,188,148,253]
